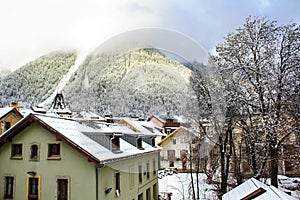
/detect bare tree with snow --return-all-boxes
[211,16,300,187]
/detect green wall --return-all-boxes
[0,123,96,200]
[0,122,160,200]
[98,152,159,200]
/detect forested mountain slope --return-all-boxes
[0,51,77,107]
[64,48,196,117]
[0,48,196,118]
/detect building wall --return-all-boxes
[149,117,164,129]
[0,122,160,200]
[0,123,96,200]
[98,152,159,200]
[159,129,193,170]
[0,111,22,134]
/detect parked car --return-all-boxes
[278,175,299,191]
[164,167,178,175]
[169,167,179,174]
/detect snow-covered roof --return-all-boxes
[0,113,160,165]
[222,178,296,200]
[157,126,196,146]
[72,111,105,121]
[0,107,14,119]
[31,106,47,114]
[119,118,165,136]
[49,107,72,114]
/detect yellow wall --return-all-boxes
[159,129,194,169]
[0,111,22,134]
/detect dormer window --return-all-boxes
[151,137,156,147]
[112,136,120,152]
[166,128,171,134]
[137,138,143,149]
[143,137,156,147]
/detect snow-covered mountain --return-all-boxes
[0,50,77,107]
[0,48,197,118]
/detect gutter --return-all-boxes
[95,164,105,200]
[99,149,161,165]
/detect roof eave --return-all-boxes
[99,148,161,165]
[0,113,100,165]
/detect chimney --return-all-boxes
[10,102,20,111]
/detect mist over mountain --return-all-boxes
[0,48,197,118]
[0,69,11,77]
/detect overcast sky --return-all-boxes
[0,0,299,71]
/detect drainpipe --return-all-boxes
[110,135,115,151]
[95,164,105,200]
[95,166,99,200]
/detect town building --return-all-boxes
[157,127,197,170]
[0,104,23,135]
[148,116,181,135]
[119,117,166,146]
[0,113,160,200]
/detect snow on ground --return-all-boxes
[159,171,217,200]
[159,172,300,200]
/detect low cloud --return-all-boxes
[0,0,299,70]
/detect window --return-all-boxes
[57,179,68,200]
[4,122,11,131]
[166,129,171,135]
[11,143,22,159]
[153,184,158,200]
[129,166,135,188]
[4,176,14,198]
[153,159,156,175]
[242,161,251,172]
[167,150,175,160]
[48,144,60,159]
[180,150,187,159]
[137,138,143,149]
[30,144,39,161]
[151,138,155,147]
[169,160,174,167]
[146,162,150,179]
[284,160,293,172]
[172,138,176,145]
[112,136,120,152]
[138,193,143,200]
[115,172,120,197]
[28,177,39,200]
[138,165,142,184]
[146,188,151,200]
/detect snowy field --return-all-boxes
[158,172,300,200]
[158,171,217,200]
